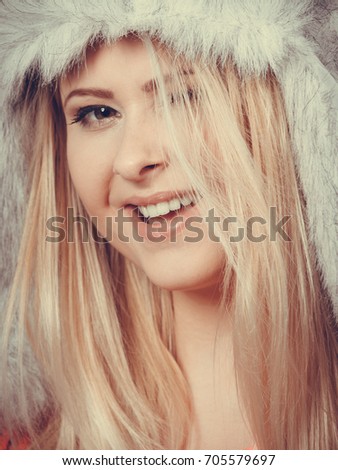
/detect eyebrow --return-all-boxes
[63,88,114,107]
[63,71,194,107]
[140,70,193,93]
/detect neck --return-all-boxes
[173,285,230,369]
[172,286,251,449]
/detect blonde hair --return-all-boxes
[1,37,337,449]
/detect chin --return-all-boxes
[143,262,224,293]
[108,226,225,293]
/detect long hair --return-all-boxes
[1,38,337,449]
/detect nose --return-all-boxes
[112,114,168,182]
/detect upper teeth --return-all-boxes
[138,196,194,219]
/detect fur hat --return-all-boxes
[0,0,337,427]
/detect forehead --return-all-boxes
[60,37,167,93]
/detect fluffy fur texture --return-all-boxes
[0,0,337,435]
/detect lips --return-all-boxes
[121,190,196,208]
[122,190,197,223]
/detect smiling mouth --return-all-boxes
[126,194,197,224]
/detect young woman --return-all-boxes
[0,0,337,450]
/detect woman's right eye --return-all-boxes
[70,105,121,129]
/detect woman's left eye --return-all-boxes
[169,88,198,105]
[70,105,120,129]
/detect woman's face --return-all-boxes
[61,37,224,292]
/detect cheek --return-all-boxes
[66,134,113,215]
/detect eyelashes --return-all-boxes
[168,88,198,105]
[69,89,199,130]
[70,105,120,129]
